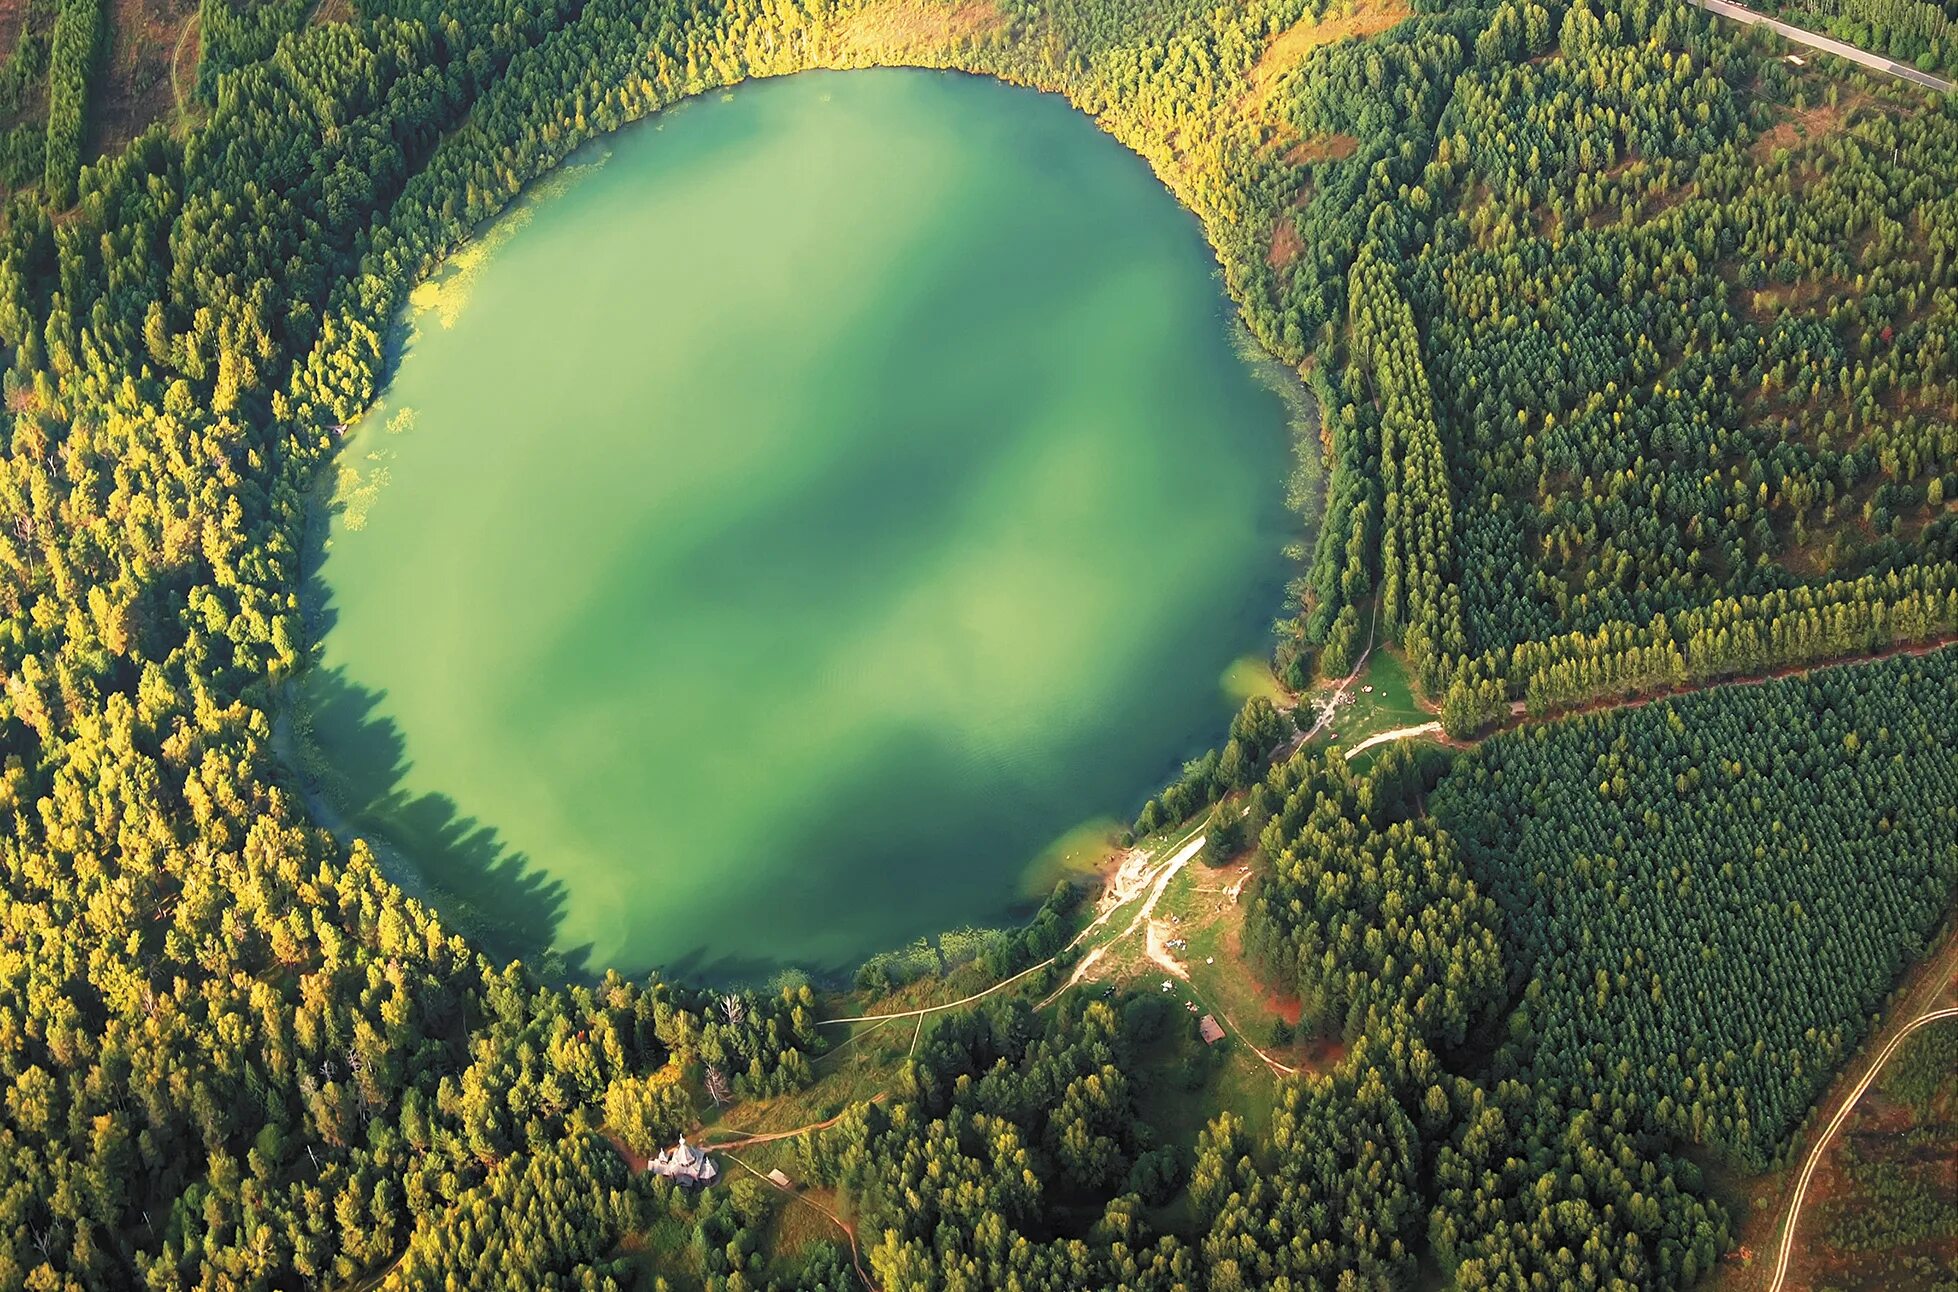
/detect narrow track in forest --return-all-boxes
[1767,1003,1958,1290]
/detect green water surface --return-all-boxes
[297,70,1295,982]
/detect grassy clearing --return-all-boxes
[639,814,1312,1274]
[755,1186,856,1272]
[1293,645,1436,758]
[697,1022,906,1144]
[1160,858,1302,1036]
[1039,830,1313,1093]
[688,816,1219,1151]
[1131,1013,1282,1159]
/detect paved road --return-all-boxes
[1689,0,1953,93]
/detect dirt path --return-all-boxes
[819,953,1060,1026]
[1768,1004,1958,1290]
[1505,636,1958,728]
[169,11,199,123]
[721,1150,878,1291]
[822,821,1209,1027]
[1341,720,1442,758]
[1039,828,1209,1005]
[700,1093,888,1151]
[340,1249,406,1292]
[1283,603,1380,754]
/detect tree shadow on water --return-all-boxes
[282,466,597,981]
[287,659,598,981]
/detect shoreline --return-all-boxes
[261,64,1330,995]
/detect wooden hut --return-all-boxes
[1198,1015,1226,1046]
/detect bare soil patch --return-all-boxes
[95,0,188,153]
[1231,926,1302,1026]
[1286,132,1358,165]
[1703,923,1958,1292]
[1750,98,1853,163]
[1268,217,1302,269]
[601,1130,651,1173]
[1744,276,1831,323]
[0,0,29,71]
[833,0,1005,59]
[1252,0,1412,89]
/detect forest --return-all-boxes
[0,0,1952,1285]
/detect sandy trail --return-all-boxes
[1144,920,1187,982]
[1342,721,1442,758]
[1040,830,1208,1004]
[825,823,1209,1026]
[1284,603,1380,752]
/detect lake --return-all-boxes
[294,69,1296,982]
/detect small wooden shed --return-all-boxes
[1198,1015,1226,1045]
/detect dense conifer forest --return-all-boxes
[0,0,1953,1285]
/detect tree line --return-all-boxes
[0,0,1952,1282]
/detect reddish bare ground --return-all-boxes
[1224,920,1304,1026]
[95,0,188,154]
[1251,0,1412,89]
[1295,1034,1349,1074]
[834,0,1004,56]
[1287,133,1359,165]
[0,0,28,74]
[1268,218,1303,270]
[1257,981,1304,1027]
[601,1131,651,1173]
[1751,99,1852,162]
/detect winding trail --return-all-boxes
[1283,602,1380,754]
[1039,828,1210,1005]
[818,952,1063,1026]
[1767,1005,1958,1290]
[822,820,1210,1027]
[700,1093,888,1151]
[721,1150,878,1291]
[169,12,200,123]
